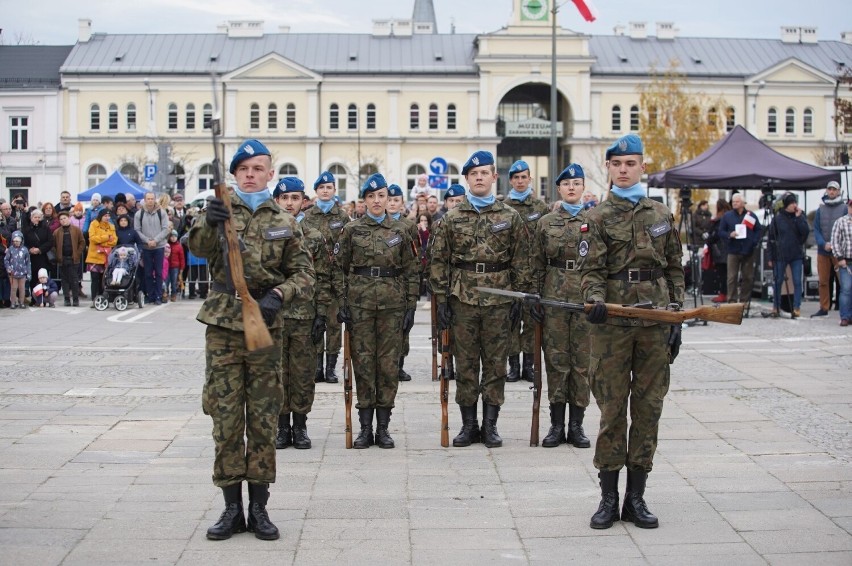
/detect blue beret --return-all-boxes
[360,173,388,197]
[555,163,585,184]
[462,150,494,175]
[313,170,335,190]
[273,176,305,197]
[387,184,403,197]
[229,139,271,174]
[445,184,466,200]
[605,134,644,160]
[508,160,530,177]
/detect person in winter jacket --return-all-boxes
[22,208,55,301]
[33,268,59,307]
[4,230,30,308]
[166,230,185,301]
[85,209,117,305]
[768,193,810,318]
[718,194,763,303]
[811,181,846,316]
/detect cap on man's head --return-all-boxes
[508,160,530,178]
[91,192,102,202]
[115,192,127,204]
[314,170,335,190]
[556,163,585,184]
[445,184,466,200]
[273,177,305,197]
[462,150,495,175]
[827,181,841,191]
[360,173,388,197]
[229,139,271,174]
[605,133,644,160]
[782,193,798,208]
[387,184,403,198]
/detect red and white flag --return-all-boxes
[571,0,598,22]
[742,212,756,230]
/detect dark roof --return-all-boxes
[0,45,73,88]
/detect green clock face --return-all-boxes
[521,0,549,21]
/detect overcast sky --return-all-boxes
[1,0,850,45]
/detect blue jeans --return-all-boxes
[838,264,852,322]
[142,247,165,303]
[168,268,180,296]
[773,259,803,310]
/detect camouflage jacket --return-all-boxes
[283,221,333,321]
[394,215,420,264]
[336,215,419,311]
[532,207,589,304]
[580,194,684,327]
[188,193,315,331]
[429,198,530,306]
[302,203,350,296]
[506,195,549,290]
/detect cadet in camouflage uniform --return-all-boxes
[429,151,530,448]
[189,139,315,541]
[335,173,419,449]
[303,171,350,384]
[580,134,684,530]
[504,160,550,383]
[387,183,419,382]
[272,177,333,450]
[530,164,591,449]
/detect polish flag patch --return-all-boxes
[580,223,589,232]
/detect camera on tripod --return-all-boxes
[758,186,775,210]
[679,187,692,207]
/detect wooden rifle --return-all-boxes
[440,326,451,447]
[530,320,542,446]
[431,294,439,382]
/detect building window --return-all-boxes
[410,104,420,130]
[447,164,461,186]
[785,107,795,134]
[278,163,298,177]
[329,163,348,200]
[707,106,718,128]
[127,103,137,131]
[329,104,339,131]
[168,103,178,130]
[348,104,358,130]
[429,103,439,131]
[407,164,427,192]
[767,107,777,134]
[366,104,376,131]
[611,105,621,132]
[198,164,215,191]
[108,104,118,131]
[629,105,639,131]
[203,104,212,130]
[447,104,457,131]
[267,103,277,130]
[10,116,28,150]
[286,103,295,130]
[250,103,260,130]
[120,163,140,183]
[186,103,196,131]
[87,164,107,188]
[90,104,100,131]
[725,106,736,132]
[803,108,813,134]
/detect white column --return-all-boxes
[307,88,318,138]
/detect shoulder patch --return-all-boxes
[526,212,541,222]
[385,234,403,248]
[491,221,510,233]
[578,240,589,257]
[264,227,293,240]
[580,223,589,232]
[648,221,671,238]
[329,220,344,230]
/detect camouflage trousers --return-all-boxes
[543,310,591,407]
[589,324,670,473]
[280,317,318,415]
[321,296,343,356]
[450,297,510,407]
[202,325,283,487]
[350,305,403,409]
[508,307,535,356]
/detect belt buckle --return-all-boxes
[565,260,576,270]
[370,266,381,277]
[475,262,486,274]
[627,268,641,284]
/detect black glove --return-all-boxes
[437,302,453,331]
[337,306,353,326]
[509,300,523,331]
[586,301,607,324]
[530,303,545,324]
[402,308,416,334]
[668,324,682,363]
[205,198,230,229]
[258,290,283,327]
[311,315,327,345]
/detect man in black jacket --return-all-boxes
[768,193,810,318]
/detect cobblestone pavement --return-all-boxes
[0,295,850,565]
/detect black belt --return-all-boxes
[454,261,510,274]
[548,258,578,270]
[608,268,663,283]
[211,281,268,299]
[352,266,402,277]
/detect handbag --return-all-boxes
[701,248,713,271]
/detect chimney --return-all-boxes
[628,22,647,40]
[226,20,264,38]
[781,25,818,44]
[78,18,92,43]
[656,22,677,40]
[842,31,852,44]
[613,24,626,36]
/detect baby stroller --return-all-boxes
[94,245,144,311]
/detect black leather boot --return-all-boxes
[481,403,503,448]
[452,405,481,447]
[622,469,658,528]
[325,353,339,384]
[590,470,620,529]
[247,483,279,540]
[521,352,535,382]
[275,413,292,449]
[206,483,246,540]
[292,413,311,449]
[541,403,566,447]
[506,355,520,382]
[375,407,395,449]
[314,353,324,383]
[567,404,591,448]
[398,357,412,382]
[353,408,374,449]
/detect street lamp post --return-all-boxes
[549,1,570,203]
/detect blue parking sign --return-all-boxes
[144,164,157,182]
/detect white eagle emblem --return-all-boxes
[472,156,480,165]
[323,175,328,181]
[618,139,628,151]
[244,144,255,155]
[370,180,377,188]
[568,166,575,176]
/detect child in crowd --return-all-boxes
[4,231,30,309]
[33,268,59,307]
[110,247,133,286]
[161,244,171,303]
[167,230,185,301]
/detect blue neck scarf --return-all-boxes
[390,212,402,221]
[610,182,645,204]
[561,202,583,217]
[509,187,532,202]
[234,187,270,211]
[467,193,496,213]
[315,198,335,214]
[295,212,305,223]
[366,211,386,224]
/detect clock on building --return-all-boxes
[520,0,549,21]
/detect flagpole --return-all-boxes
[549,2,560,204]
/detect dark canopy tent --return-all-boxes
[647,125,840,191]
[77,171,147,201]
